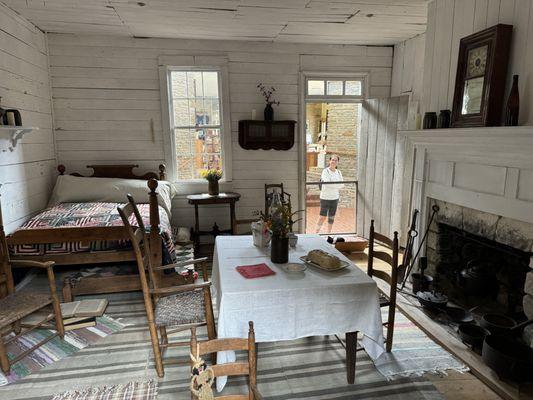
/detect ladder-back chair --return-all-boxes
[117,186,216,377]
[345,220,399,383]
[367,219,399,352]
[0,203,64,374]
[264,183,292,217]
[190,321,262,400]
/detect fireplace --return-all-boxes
[426,198,532,318]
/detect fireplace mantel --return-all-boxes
[397,126,533,248]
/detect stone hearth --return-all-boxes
[426,198,533,317]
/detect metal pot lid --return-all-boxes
[417,291,448,303]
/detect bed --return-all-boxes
[5,164,191,299]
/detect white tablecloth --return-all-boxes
[212,234,385,392]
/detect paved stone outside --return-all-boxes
[305,205,356,234]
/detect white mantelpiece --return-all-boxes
[398,126,533,246]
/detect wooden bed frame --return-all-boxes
[5,164,173,300]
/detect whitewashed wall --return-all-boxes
[47,34,392,230]
[0,3,55,233]
[391,33,426,101]
[421,0,533,124]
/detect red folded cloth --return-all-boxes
[236,263,276,279]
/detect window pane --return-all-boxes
[345,80,362,95]
[171,71,188,97]
[170,70,223,180]
[203,72,219,97]
[191,129,222,178]
[307,80,324,95]
[326,80,343,95]
[175,128,194,156]
[173,99,193,126]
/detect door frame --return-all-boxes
[298,71,369,233]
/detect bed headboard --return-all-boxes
[57,164,166,180]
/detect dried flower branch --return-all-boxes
[257,83,280,106]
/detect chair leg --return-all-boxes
[0,336,10,374]
[62,279,73,303]
[345,331,358,384]
[159,326,168,357]
[148,320,164,377]
[204,288,217,365]
[386,307,395,353]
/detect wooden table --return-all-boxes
[211,234,385,391]
[186,192,241,256]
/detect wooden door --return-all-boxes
[356,95,409,240]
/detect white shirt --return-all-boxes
[320,168,344,200]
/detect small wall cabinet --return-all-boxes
[238,120,296,150]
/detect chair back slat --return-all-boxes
[199,338,249,354]
[215,395,249,400]
[370,269,392,285]
[210,362,249,378]
[372,251,393,266]
[373,232,394,247]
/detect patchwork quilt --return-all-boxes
[9,202,177,262]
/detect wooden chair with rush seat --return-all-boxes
[117,185,216,377]
[346,219,399,382]
[190,321,262,400]
[0,203,64,375]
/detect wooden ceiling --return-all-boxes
[3,0,428,45]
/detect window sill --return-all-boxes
[171,180,233,196]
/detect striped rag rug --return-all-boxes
[0,315,126,387]
[0,290,446,400]
[374,311,469,380]
[51,380,157,400]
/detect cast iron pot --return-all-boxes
[457,260,498,297]
[416,291,448,310]
[458,323,490,348]
[480,313,517,336]
[446,306,474,323]
[481,319,533,382]
[411,272,433,294]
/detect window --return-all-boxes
[164,67,230,182]
[305,77,365,99]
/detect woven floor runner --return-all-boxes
[0,315,125,386]
[51,380,157,400]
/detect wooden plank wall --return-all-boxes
[416,0,533,124]
[391,33,426,101]
[47,34,393,230]
[0,3,55,233]
[356,95,409,239]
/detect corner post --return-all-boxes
[147,179,162,272]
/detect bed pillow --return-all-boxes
[48,175,176,218]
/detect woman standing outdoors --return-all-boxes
[315,154,344,233]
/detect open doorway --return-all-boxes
[304,102,361,235]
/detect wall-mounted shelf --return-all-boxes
[238,120,295,150]
[0,126,38,151]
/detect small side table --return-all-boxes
[187,192,241,257]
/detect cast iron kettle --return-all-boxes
[457,259,498,296]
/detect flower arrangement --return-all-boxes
[200,169,222,182]
[254,204,301,238]
[257,83,280,106]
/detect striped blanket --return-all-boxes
[9,202,176,262]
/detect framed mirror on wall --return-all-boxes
[451,24,513,127]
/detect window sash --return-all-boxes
[305,77,365,100]
[168,69,225,181]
